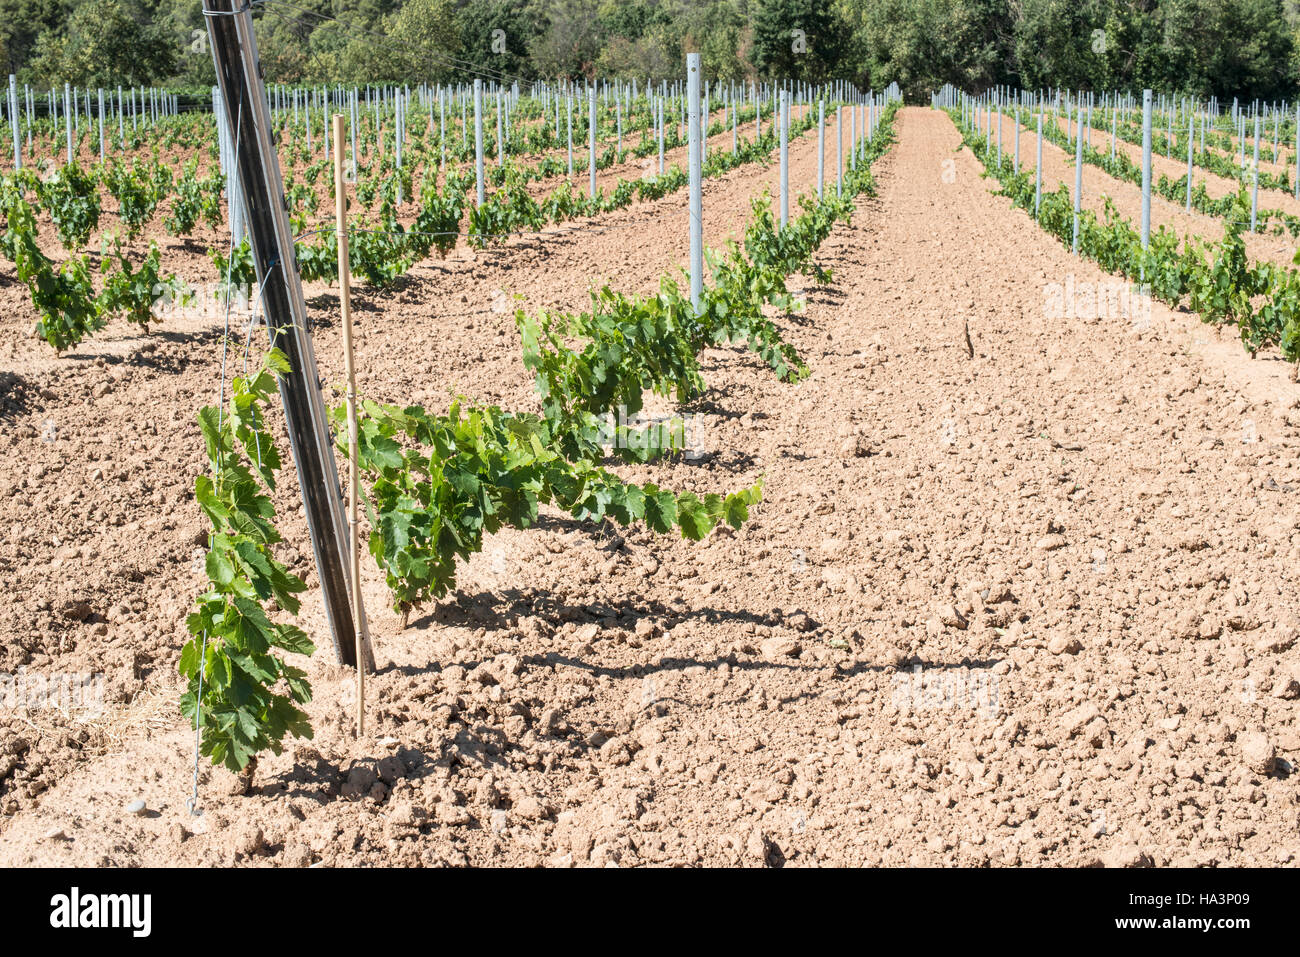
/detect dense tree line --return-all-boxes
[2,0,1297,101]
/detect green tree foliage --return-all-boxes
[751,0,844,81]
[530,0,605,78]
[680,0,751,81]
[1161,0,1296,99]
[29,0,175,86]
[457,0,537,79]
[5,0,1300,101]
[1012,0,1109,93]
[856,0,1010,98]
[0,0,68,77]
[374,0,462,83]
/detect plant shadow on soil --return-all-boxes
[685,387,763,421]
[404,587,779,646]
[53,322,238,370]
[803,283,846,308]
[255,648,1007,806]
[65,331,227,374]
[325,261,504,321]
[0,370,33,422]
[392,569,1003,687]
[305,289,378,321]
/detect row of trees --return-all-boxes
[1,0,1297,101]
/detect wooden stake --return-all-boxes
[333,113,368,737]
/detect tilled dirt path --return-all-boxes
[1,107,1296,867]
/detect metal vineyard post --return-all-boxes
[496,88,504,169]
[64,83,72,163]
[206,0,368,670]
[474,78,484,207]
[394,90,402,205]
[1013,102,1020,173]
[687,53,702,315]
[1072,118,1083,254]
[779,90,788,228]
[837,104,843,196]
[817,99,824,200]
[850,98,856,171]
[732,93,738,155]
[1035,111,1042,215]
[657,96,664,174]
[1140,89,1152,250]
[996,90,1002,164]
[1251,114,1260,232]
[8,75,18,171]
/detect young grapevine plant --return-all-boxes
[165,159,224,237]
[180,349,315,773]
[1,184,105,352]
[104,158,171,239]
[335,398,762,617]
[37,162,100,251]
